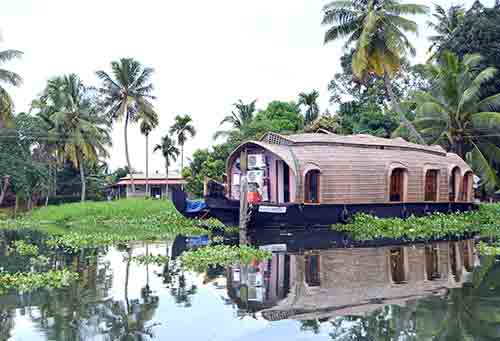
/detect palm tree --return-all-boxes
[0,48,23,129]
[214,99,257,139]
[169,114,196,171]
[153,135,179,199]
[321,0,428,144]
[298,90,320,125]
[427,4,465,60]
[96,58,156,193]
[139,112,159,197]
[413,52,500,193]
[43,74,110,201]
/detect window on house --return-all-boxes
[449,167,460,202]
[425,245,440,280]
[304,170,320,204]
[390,247,406,284]
[390,168,406,202]
[305,255,320,287]
[425,170,439,202]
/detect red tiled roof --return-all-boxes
[114,179,186,186]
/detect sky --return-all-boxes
[1,0,496,174]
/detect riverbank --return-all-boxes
[0,199,210,249]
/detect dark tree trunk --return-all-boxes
[145,134,149,197]
[0,176,10,207]
[78,153,86,202]
[124,108,135,193]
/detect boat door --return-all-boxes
[275,160,290,203]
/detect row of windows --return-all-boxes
[303,167,471,204]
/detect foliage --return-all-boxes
[214,99,257,140]
[180,244,271,273]
[304,113,340,133]
[130,254,168,266]
[439,3,500,99]
[153,134,180,178]
[427,4,465,60]
[298,90,320,126]
[11,240,39,256]
[0,47,23,129]
[413,52,500,193]
[170,114,196,170]
[249,101,303,136]
[0,269,78,294]
[333,204,500,241]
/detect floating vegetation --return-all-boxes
[477,242,500,256]
[12,240,39,256]
[0,269,79,294]
[130,254,169,266]
[180,245,271,273]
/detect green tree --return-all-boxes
[322,0,428,144]
[169,114,196,171]
[43,74,110,201]
[413,52,500,194]
[153,135,179,197]
[97,58,156,193]
[214,99,257,140]
[0,48,23,129]
[249,100,303,137]
[139,112,159,197]
[298,90,320,126]
[439,2,500,99]
[427,4,465,60]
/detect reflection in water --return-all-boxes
[2,228,500,340]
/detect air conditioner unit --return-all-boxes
[248,154,266,169]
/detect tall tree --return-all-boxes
[0,48,23,129]
[413,52,500,194]
[322,0,428,144]
[169,114,196,171]
[427,4,465,60]
[214,99,257,140]
[153,135,179,199]
[42,74,110,201]
[298,90,320,125]
[139,111,159,197]
[96,58,156,193]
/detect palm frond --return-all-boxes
[0,50,23,63]
[471,112,500,131]
[467,143,499,194]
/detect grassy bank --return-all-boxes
[333,204,500,242]
[0,199,209,249]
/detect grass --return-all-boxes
[0,199,210,250]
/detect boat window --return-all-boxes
[425,245,440,280]
[389,247,406,284]
[449,167,460,202]
[460,172,472,201]
[305,255,320,287]
[304,170,320,204]
[425,170,439,202]
[389,168,406,202]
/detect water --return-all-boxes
[0,229,498,340]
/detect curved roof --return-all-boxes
[261,132,447,156]
[226,141,298,175]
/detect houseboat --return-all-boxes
[205,131,476,228]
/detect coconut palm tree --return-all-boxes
[0,48,23,129]
[413,52,500,193]
[43,74,110,201]
[96,58,156,193]
[169,114,196,171]
[214,99,257,140]
[427,4,465,60]
[321,0,428,144]
[298,90,320,126]
[153,135,179,199]
[139,112,159,197]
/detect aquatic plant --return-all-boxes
[0,269,79,294]
[11,240,39,256]
[131,254,169,266]
[180,244,271,273]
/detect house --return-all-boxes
[109,172,186,200]
[206,132,476,228]
[227,239,477,320]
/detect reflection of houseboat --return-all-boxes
[227,239,477,320]
[206,132,476,228]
